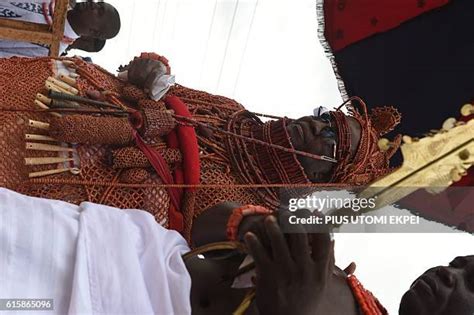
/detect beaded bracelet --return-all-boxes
[347,274,388,315]
[226,205,273,241]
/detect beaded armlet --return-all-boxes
[347,274,388,315]
[226,204,273,241]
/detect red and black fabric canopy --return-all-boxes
[319,0,473,232]
[323,0,450,52]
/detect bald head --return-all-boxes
[68,2,121,40]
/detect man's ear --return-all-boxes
[344,262,357,275]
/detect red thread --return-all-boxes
[130,126,180,211]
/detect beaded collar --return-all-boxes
[226,111,327,208]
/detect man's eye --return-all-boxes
[321,127,335,138]
[320,112,331,122]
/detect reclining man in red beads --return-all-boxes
[0,52,402,243]
[1,52,471,313]
[0,52,406,313]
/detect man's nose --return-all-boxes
[310,119,325,134]
[436,267,455,287]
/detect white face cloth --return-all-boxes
[313,106,330,117]
[118,69,175,101]
[149,74,175,101]
[0,188,191,315]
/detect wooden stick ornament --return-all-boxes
[28,119,50,130]
[26,142,74,152]
[28,167,80,178]
[45,81,74,96]
[25,157,74,166]
[36,93,52,105]
[47,76,79,94]
[25,134,57,142]
[34,99,61,117]
[59,74,77,87]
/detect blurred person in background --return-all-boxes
[0,1,119,57]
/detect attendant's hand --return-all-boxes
[124,58,168,92]
[244,213,334,315]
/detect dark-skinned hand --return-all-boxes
[244,212,334,315]
[123,58,167,92]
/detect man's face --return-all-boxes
[70,37,102,53]
[72,3,118,40]
[399,255,474,315]
[286,114,361,182]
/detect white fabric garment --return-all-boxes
[0,188,192,315]
[0,2,79,58]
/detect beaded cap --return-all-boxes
[330,98,401,185]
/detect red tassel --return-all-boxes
[166,130,185,232]
[164,95,201,192]
[131,129,181,211]
[165,95,201,233]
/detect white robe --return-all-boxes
[0,188,191,315]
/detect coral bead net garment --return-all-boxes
[0,56,252,241]
[0,54,395,314]
[0,55,399,242]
